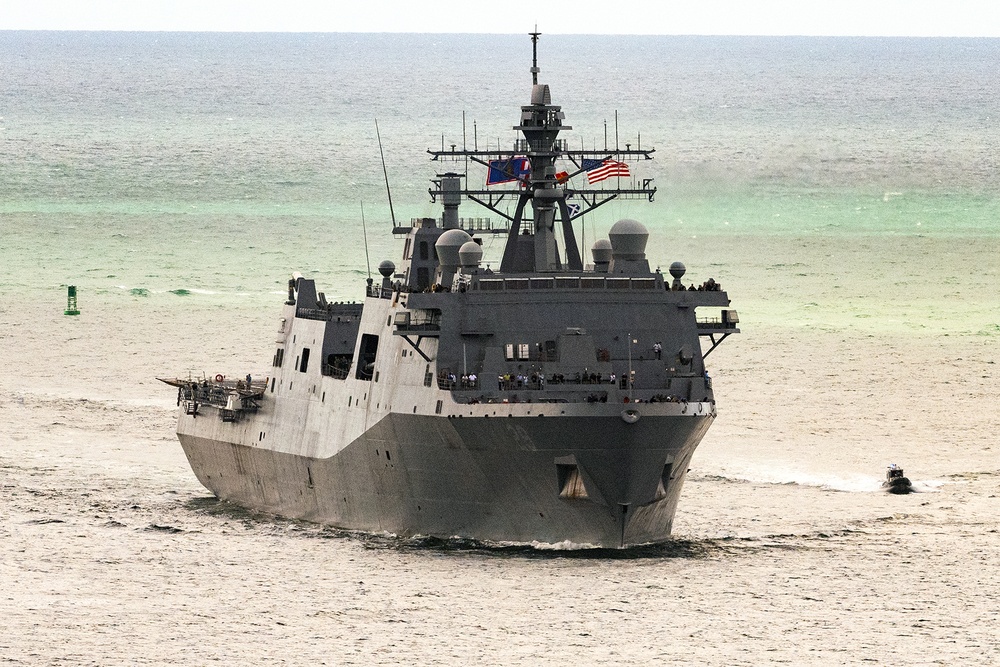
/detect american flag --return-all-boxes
[586,159,630,184]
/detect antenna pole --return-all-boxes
[374,119,397,228]
[530,27,540,85]
[615,109,619,157]
[361,201,372,280]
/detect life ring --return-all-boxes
[215,374,224,383]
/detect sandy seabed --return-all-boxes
[2,232,999,666]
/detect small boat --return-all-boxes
[883,463,913,494]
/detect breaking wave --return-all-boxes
[694,468,943,493]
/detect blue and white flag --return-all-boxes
[486,157,530,185]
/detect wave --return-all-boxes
[179,498,725,558]
[909,479,946,493]
[169,288,222,296]
[112,285,231,297]
[692,467,942,493]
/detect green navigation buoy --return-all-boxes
[64,285,80,316]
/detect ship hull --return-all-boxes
[178,412,714,548]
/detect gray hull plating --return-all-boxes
[179,412,712,547]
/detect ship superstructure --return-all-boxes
[162,33,739,547]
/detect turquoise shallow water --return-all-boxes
[5,189,996,334]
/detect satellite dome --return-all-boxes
[458,240,483,268]
[668,261,686,280]
[591,238,613,264]
[435,229,473,267]
[608,219,649,259]
[378,260,395,278]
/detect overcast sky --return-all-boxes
[4,0,999,36]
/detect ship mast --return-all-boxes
[531,28,540,86]
[427,32,656,273]
[510,27,568,272]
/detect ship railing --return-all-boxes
[322,363,351,379]
[497,378,545,391]
[393,310,442,335]
[177,379,267,409]
[393,216,511,236]
[297,306,333,321]
[474,276,660,292]
[547,373,620,386]
[492,373,627,390]
[513,138,568,153]
[437,372,480,390]
[395,322,441,336]
[697,318,738,329]
[365,285,395,299]
[459,217,509,234]
[297,304,365,321]
[453,393,702,406]
[697,309,740,331]
[446,371,689,392]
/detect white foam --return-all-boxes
[709,464,883,493]
[528,539,601,551]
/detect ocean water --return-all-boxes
[1,32,998,664]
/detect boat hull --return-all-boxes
[883,477,913,494]
[178,411,713,547]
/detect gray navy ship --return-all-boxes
[162,33,740,548]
